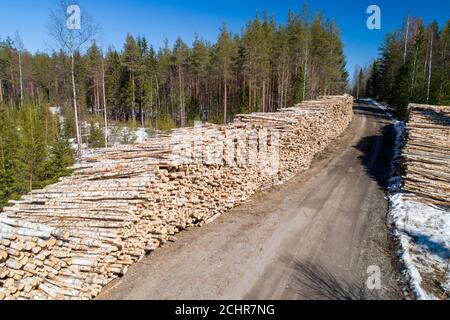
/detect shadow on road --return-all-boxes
[286,258,383,300]
[353,113,396,191]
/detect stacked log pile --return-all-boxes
[402,104,450,206]
[0,95,353,300]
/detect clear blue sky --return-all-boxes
[0,0,449,81]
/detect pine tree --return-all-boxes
[364,17,449,116]
[191,36,211,116]
[38,121,74,187]
[366,60,383,99]
[173,37,190,126]
[216,23,234,123]
[287,10,308,103]
[85,42,103,115]
[17,103,47,191]
[0,105,25,208]
[121,34,142,124]
[105,47,122,120]
[87,121,105,148]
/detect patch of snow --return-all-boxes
[49,106,65,124]
[80,145,96,158]
[364,98,387,111]
[48,106,61,115]
[133,127,149,144]
[390,193,449,299]
[69,123,151,158]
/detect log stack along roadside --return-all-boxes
[402,104,450,206]
[0,95,353,300]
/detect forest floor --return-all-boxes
[98,103,404,300]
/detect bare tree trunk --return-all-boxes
[10,68,15,106]
[71,53,82,158]
[278,77,282,110]
[403,16,410,64]
[262,80,266,113]
[223,75,227,124]
[271,75,275,111]
[0,79,3,103]
[438,38,447,104]
[268,76,272,112]
[131,72,136,124]
[44,109,48,146]
[96,77,100,115]
[303,48,308,101]
[54,76,58,101]
[283,61,288,108]
[178,67,185,127]
[170,81,174,119]
[356,75,360,100]
[253,81,257,111]
[410,48,418,97]
[140,80,145,127]
[149,78,154,127]
[94,77,98,115]
[284,69,288,108]
[281,73,285,109]
[249,81,252,111]
[18,51,24,106]
[427,31,433,103]
[155,74,161,115]
[102,58,108,148]
[28,94,35,191]
[424,37,429,79]
[37,87,41,106]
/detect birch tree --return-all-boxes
[403,16,410,64]
[47,0,98,157]
[364,17,449,114]
[426,26,434,103]
[14,32,24,106]
[101,51,108,147]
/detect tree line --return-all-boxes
[0,4,348,208]
[354,17,450,116]
[1,6,348,134]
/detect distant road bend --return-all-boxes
[100,102,402,300]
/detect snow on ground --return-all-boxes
[361,98,388,111]
[52,108,151,154]
[369,99,450,300]
[70,125,151,158]
[390,194,450,299]
[133,127,150,144]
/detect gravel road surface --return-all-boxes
[99,103,403,300]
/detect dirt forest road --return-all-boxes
[99,102,403,300]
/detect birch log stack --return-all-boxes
[402,103,450,206]
[0,95,353,300]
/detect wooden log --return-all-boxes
[0,95,354,300]
[402,104,450,205]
